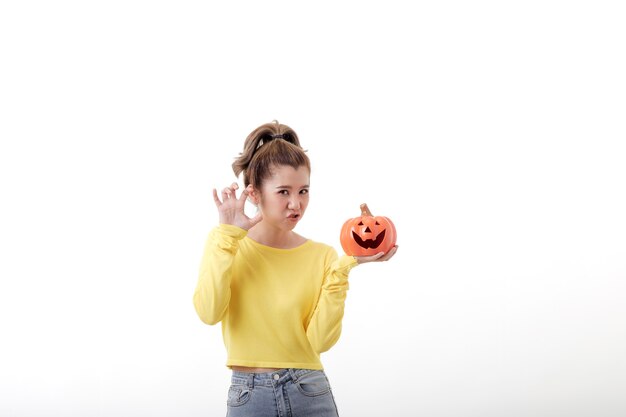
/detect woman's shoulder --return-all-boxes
[303,238,339,256]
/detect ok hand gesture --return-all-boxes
[212,182,263,231]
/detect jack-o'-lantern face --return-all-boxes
[340,203,397,256]
[352,218,387,249]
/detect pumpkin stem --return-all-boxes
[360,203,373,216]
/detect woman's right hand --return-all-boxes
[212,182,263,230]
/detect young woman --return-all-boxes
[193,120,397,417]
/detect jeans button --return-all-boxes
[273,374,280,380]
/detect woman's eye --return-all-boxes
[300,189,309,195]
[279,190,289,195]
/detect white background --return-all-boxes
[1,1,625,416]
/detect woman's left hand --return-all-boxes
[354,245,398,264]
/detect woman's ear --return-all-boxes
[247,185,260,205]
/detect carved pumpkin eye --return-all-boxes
[375,221,380,225]
[358,221,363,225]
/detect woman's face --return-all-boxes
[255,164,310,230]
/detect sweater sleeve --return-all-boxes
[306,250,358,354]
[193,224,247,325]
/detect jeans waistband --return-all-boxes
[231,368,318,388]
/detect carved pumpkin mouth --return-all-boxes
[352,229,386,249]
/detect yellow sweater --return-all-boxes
[193,224,358,370]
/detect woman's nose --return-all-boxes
[288,197,300,209]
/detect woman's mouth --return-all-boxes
[287,213,301,221]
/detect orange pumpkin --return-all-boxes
[340,203,397,256]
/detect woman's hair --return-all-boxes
[232,120,310,189]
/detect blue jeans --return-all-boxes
[226,368,340,417]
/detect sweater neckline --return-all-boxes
[244,236,312,252]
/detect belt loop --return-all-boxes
[248,373,254,389]
[288,368,298,382]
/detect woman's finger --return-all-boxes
[238,186,249,201]
[223,183,239,200]
[212,188,222,206]
[379,245,398,261]
[354,252,384,264]
[354,245,398,264]
[370,252,386,261]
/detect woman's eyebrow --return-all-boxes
[274,184,310,189]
